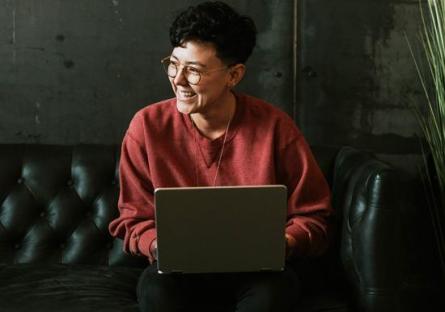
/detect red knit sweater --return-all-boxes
[109,93,332,263]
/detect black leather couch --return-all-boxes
[0,144,441,312]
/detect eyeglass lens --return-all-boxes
[163,60,200,85]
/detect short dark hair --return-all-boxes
[169,1,257,65]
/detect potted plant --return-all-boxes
[407,0,445,278]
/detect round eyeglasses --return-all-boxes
[161,57,230,85]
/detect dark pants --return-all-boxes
[137,263,300,312]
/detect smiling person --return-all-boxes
[109,1,332,311]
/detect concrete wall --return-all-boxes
[0,0,428,165]
[0,0,293,144]
[298,0,425,158]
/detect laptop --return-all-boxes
[154,185,287,274]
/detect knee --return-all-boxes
[261,276,298,301]
[137,267,176,309]
[257,268,300,298]
[237,269,300,312]
[138,271,162,299]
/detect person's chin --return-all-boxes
[176,98,197,115]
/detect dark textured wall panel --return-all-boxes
[297,0,425,155]
[0,0,293,144]
[0,0,429,163]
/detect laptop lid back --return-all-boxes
[154,185,287,274]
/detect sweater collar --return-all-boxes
[180,92,245,167]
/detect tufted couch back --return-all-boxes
[0,144,339,269]
[0,144,146,267]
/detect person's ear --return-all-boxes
[227,64,246,88]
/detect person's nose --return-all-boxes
[173,66,188,86]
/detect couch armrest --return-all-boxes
[332,147,402,312]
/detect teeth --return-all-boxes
[179,91,195,98]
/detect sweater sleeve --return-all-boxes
[108,128,157,263]
[280,134,333,257]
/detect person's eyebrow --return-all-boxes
[170,54,207,67]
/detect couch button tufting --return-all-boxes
[14,243,21,249]
[17,178,23,184]
[67,179,74,187]
[40,211,46,217]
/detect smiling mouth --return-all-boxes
[177,90,197,99]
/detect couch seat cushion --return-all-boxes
[0,263,352,312]
[0,264,142,312]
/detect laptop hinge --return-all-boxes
[260,268,273,272]
[157,270,184,274]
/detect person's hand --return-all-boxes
[285,234,296,259]
[150,239,158,261]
